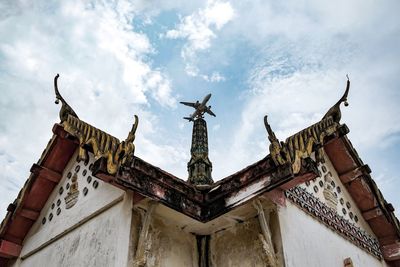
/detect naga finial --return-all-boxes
[54,74,78,122]
[322,75,350,123]
[126,115,139,143]
[264,115,278,144]
[264,115,289,166]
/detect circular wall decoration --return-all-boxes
[93,180,99,189]
[56,208,61,216]
[340,198,344,205]
[42,217,46,225]
[331,181,335,187]
[51,203,55,209]
[322,165,327,173]
[346,201,351,209]
[66,183,70,189]
[87,176,92,184]
[305,181,310,186]
[59,187,64,195]
[83,187,88,196]
[319,181,324,187]
[342,208,347,215]
[75,165,80,173]
[67,172,72,179]
[349,212,354,219]
[354,215,359,222]
[313,185,319,193]
[336,186,341,194]
[49,213,53,221]
[83,169,87,176]
[57,199,61,207]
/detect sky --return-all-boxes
[0,0,399,220]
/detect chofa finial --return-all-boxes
[322,75,350,123]
[54,74,78,122]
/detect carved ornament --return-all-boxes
[63,114,138,175]
[265,77,350,174]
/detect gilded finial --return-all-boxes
[54,74,78,122]
[125,115,139,143]
[322,75,350,123]
[264,115,278,144]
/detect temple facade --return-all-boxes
[0,76,399,267]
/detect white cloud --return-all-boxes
[165,0,234,81]
[0,0,180,219]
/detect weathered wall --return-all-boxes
[10,151,132,267]
[279,201,389,267]
[143,214,198,267]
[209,217,268,267]
[13,196,131,267]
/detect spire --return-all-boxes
[187,118,213,185]
[180,94,215,185]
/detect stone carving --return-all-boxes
[265,77,350,174]
[65,172,79,209]
[286,186,382,259]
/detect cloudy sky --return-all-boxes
[0,0,399,220]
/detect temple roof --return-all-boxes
[0,76,399,264]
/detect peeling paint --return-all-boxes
[225,177,270,207]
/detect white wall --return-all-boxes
[299,153,373,234]
[279,201,388,267]
[10,151,132,267]
[14,196,131,267]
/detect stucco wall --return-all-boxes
[9,151,132,267]
[13,196,131,267]
[144,215,198,267]
[210,217,268,267]
[279,201,389,267]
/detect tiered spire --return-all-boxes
[180,94,215,185]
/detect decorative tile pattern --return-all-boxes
[285,186,382,259]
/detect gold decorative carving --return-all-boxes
[265,77,350,174]
[65,172,79,209]
[54,74,78,122]
[62,114,138,175]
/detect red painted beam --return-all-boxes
[0,240,22,259]
[30,164,62,183]
[339,164,370,184]
[382,242,400,261]
[19,208,40,221]
[363,207,383,221]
